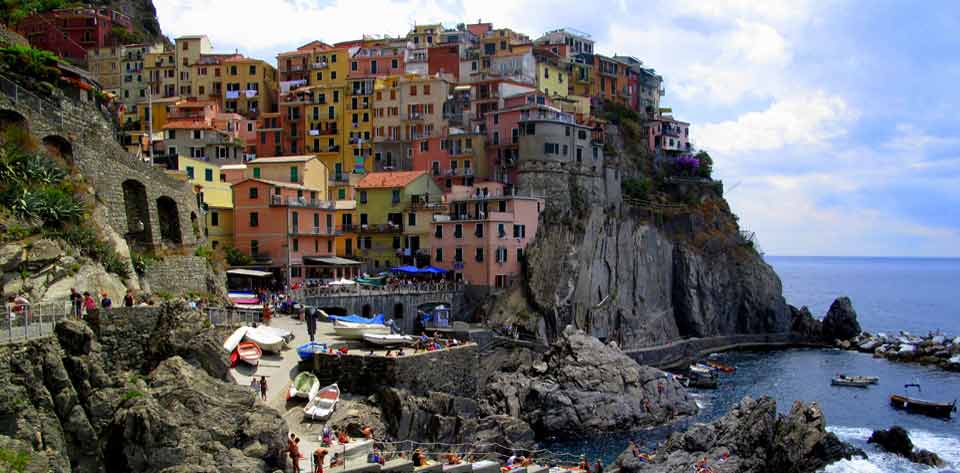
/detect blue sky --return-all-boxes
[155,0,960,257]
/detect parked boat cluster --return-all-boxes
[842,331,960,371]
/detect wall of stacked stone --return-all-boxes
[298,344,478,398]
[92,307,165,372]
[143,255,210,295]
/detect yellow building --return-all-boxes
[372,75,406,171]
[345,77,375,173]
[568,61,593,97]
[535,50,568,99]
[245,155,330,198]
[144,49,178,99]
[222,57,277,117]
[177,156,235,248]
[355,171,442,270]
[334,200,358,259]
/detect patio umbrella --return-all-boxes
[422,266,447,274]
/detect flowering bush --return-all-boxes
[674,154,700,175]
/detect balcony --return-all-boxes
[314,127,338,136]
[289,65,304,72]
[270,196,336,209]
[310,62,329,70]
[358,223,404,234]
[329,173,350,185]
[337,224,357,234]
[290,226,336,236]
[404,112,424,121]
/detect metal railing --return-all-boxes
[1,302,72,345]
[0,74,64,126]
[205,307,261,327]
[293,281,462,299]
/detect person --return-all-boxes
[369,450,384,464]
[305,306,318,342]
[506,455,517,467]
[290,436,303,473]
[70,288,83,318]
[385,350,393,357]
[594,459,603,473]
[628,440,641,458]
[250,377,260,394]
[397,348,405,357]
[321,426,333,446]
[82,292,96,315]
[262,303,273,326]
[578,455,590,473]
[521,457,533,467]
[123,289,135,307]
[260,376,268,401]
[336,429,350,445]
[330,452,344,468]
[412,448,428,467]
[313,448,328,473]
[100,292,112,310]
[446,453,462,465]
[361,425,373,440]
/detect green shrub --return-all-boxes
[0,447,30,473]
[122,390,144,402]
[131,251,158,276]
[622,177,653,200]
[223,245,252,266]
[0,44,61,84]
[695,151,714,178]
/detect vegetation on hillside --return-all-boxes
[0,0,77,26]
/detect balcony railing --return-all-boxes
[404,112,424,121]
[290,226,336,236]
[336,224,357,233]
[310,62,329,70]
[358,223,404,234]
[329,173,350,184]
[270,195,336,209]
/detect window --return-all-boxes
[593,146,599,160]
[253,167,261,178]
[338,188,346,199]
[544,143,560,154]
[192,129,203,140]
[498,223,506,237]
[408,213,416,226]
[513,224,526,238]
[186,166,195,179]
[492,131,499,145]
[565,126,571,137]
[331,53,337,63]
[210,211,219,226]
[496,247,508,263]
[576,147,583,163]
[249,187,258,199]
[392,236,401,249]
[292,238,299,252]
[290,166,298,182]
[391,189,400,204]
[420,141,429,152]
[517,247,524,261]
[327,240,333,252]
[249,212,259,227]
[251,240,258,256]
[204,168,213,182]
[331,71,337,79]
[475,248,484,262]
[455,247,463,262]
[351,61,358,71]
[359,190,368,204]
[230,65,238,75]
[435,248,443,262]
[391,58,398,69]
[409,85,417,96]
[544,68,550,79]
[454,224,463,239]
[562,144,569,156]
[435,225,443,238]
[475,223,484,238]
[423,84,431,95]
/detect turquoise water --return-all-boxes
[544,257,960,472]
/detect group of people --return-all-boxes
[68,288,139,318]
[577,455,604,473]
[248,376,268,401]
[413,331,463,352]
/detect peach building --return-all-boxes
[430,182,542,287]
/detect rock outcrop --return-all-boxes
[821,297,861,342]
[521,202,790,348]
[482,326,697,438]
[0,303,287,473]
[610,396,864,473]
[868,426,945,468]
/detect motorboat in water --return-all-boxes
[362,333,414,346]
[333,320,390,339]
[304,383,340,420]
[832,376,870,388]
[288,372,320,400]
[889,383,956,418]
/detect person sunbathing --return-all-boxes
[446,453,462,465]
[337,430,350,444]
[413,448,428,467]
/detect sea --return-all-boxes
[544,256,960,472]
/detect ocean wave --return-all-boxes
[825,426,959,472]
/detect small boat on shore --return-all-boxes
[288,372,320,400]
[223,326,248,352]
[304,383,340,420]
[236,341,262,366]
[363,333,414,346]
[297,342,328,361]
[244,327,286,353]
[832,376,870,388]
[705,360,735,373]
[333,320,390,339]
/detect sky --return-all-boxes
[155,0,960,257]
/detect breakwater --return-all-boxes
[624,332,823,368]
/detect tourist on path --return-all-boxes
[290,436,303,473]
[123,289,135,307]
[259,376,268,401]
[100,292,112,310]
[69,288,82,318]
[250,377,260,394]
[305,306,317,342]
[262,304,272,326]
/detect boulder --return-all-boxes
[0,242,25,272]
[609,397,864,473]
[789,305,822,340]
[910,449,945,467]
[24,238,64,268]
[55,319,97,356]
[482,326,697,438]
[821,297,861,341]
[868,426,944,467]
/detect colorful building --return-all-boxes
[17,7,133,63]
[176,156,234,249]
[144,49,178,99]
[430,182,543,287]
[412,133,486,189]
[161,99,251,164]
[245,155,330,194]
[86,46,122,95]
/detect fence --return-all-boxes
[0,302,72,345]
[293,282,463,299]
[205,307,261,327]
[0,73,64,126]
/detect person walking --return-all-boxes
[82,292,100,335]
[250,377,260,395]
[259,376,268,401]
[69,288,83,319]
[123,289,135,308]
[305,306,317,342]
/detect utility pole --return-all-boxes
[146,85,153,164]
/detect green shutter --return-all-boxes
[253,167,261,178]
[290,166,298,182]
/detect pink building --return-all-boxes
[430,182,542,287]
[485,91,563,184]
[648,115,691,155]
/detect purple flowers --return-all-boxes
[675,154,700,174]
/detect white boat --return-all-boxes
[362,333,414,346]
[304,383,340,420]
[257,325,294,342]
[288,372,320,400]
[333,320,390,339]
[689,363,714,375]
[244,326,286,353]
[223,326,248,352]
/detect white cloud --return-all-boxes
[695,92,857,154]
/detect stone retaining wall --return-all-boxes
[625,332,822,368]
[143,255,211,295]
[298,344,478,398]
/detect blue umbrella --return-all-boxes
[390,265,422,273]
[422,266,447,274]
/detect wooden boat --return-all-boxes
[890,394,956,418]
[296,342,328,361]
[832,376,870,388]
[333,320,390,339]
[288,372,320,400]
[362,333,414,346]
[236,341,262,366]
[223,326,248,352]
[304,383,340,419]
[243,327,286,353]
[705,360,735,373]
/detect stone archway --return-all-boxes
[42,134,73,166]
[122,179,152,245]
[0,109,30,147]
[156,196,183,244]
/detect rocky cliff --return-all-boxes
[520,198,789,349]
[609,396,864,473]
[0,304,287,473]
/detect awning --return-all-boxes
[226,269,273,278]
[390,265,422,274]
[303,256,363,266]
[422,266,447,274]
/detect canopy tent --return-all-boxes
[303,256,363,266]
[390,265,423,274]
[328,314,385,325]
[226,269,273,278]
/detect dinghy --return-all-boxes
[223,326,248,352]
[256,325,294,342]
[288,372,320,400]
[890,383,957,418]
[236,341,262,366]
[244,327,286,353]
[362,333,414,346]
[689,363,714,375]
[304,383,340,420]
[297,342,328,361]
[831,376,870,388]
[333,320,390,339]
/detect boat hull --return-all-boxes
[244,327,286,353]
[832,379,869,388]
[289,372,320,400]
[363,334,413,346]
[223,327,248,352]
[304,383,340,419]
[333,321,391,340]
[236,342,261,366]
[890,394,956,418]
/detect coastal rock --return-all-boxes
[821,297,861,341]
[609,397,863,473]
[868,426,944,467]
[482,326,697,438]
[789,305,822,339]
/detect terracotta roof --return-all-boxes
[247,155,317,164]
[163,120,213,130]
[357,171,425,189]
